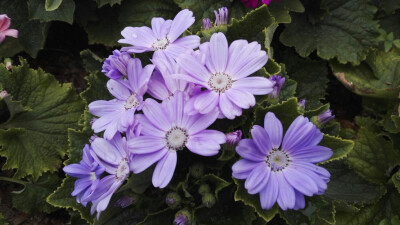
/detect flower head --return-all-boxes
[214,7,228,26]
[119,9,200,60]
[175,32,274,119]
[226,130,242,146]
[317,110,335,125]
[269,75,285,98]
[0,14,18,43]
[63,144,105,206]
[89,58,154,140]
[0,90,8,99]
[174,210,191,225]
[128,92,225,188]
[203,18,212,30]
[232,112,332,210]
[102,50,132,79]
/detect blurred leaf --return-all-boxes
[319,135,354,163]
[136,209,175,225]
[96,0,123,7]
[199,174,230,199]
[0,59,85,180]
[380,12,400,40]
[0,212,8,225]
[80,49,104,73]
[280,0,379,65]
[45,0,63,11]
[392,170,400,194]
[381,0,400,14]
[28,0,75,24]
[267,0,304,23]
[120,167,154,194]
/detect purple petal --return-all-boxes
[128,136,165,154]
[107,79,131,100]
[291,145,332,163]
[130,148,168,173]
[119,26,156,49]
[283,167,319,196]
[91,138,121,165]
[168,9,195,42]
[148,71,170,100]
[209,32,228,72]
[173,35,200,50]
[190,130,226,144]
[143,98,171,131]
[63,164,89,178]
[236,139,266,162]
[225,88,255,109]
[88,100,122,117]
[194,90,219,114]
[291,161,330,180]
[151,17,170,39]
[232,77,274,95]
[218,93,242,119]
[282,116,322,152]
[276,172,296,210]
[259,172,279,210]
[251,125,273,155]
[136,114,165,137]
[225,40,248,76]
[186,133,222,156]
[162,91,186,127]
[232,159,261,179]
[245,164,270,194]
[176,54,210,83]
[263,112,283,149]
[152,151,177,188]
[293,190,306,210]
[103,119,119,140]
[186,110,219,135]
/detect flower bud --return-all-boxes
[298,99,306,110]
[226,130,242,146]
[0,90,9,99]
[174,209,191,225]
[268,75,285,99]
[202,192,216,208]
[165,192,181,209]
[198,183,211,195]
[189,163,204,179]
[114,195,136,208]
[4,58,12,70]
[214,7,228,26]
[203,18,212,30]
[317,109,335,125]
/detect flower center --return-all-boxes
[116,158,129,180]
[208,72,233,93]
[124,94,139,110]
[266,149,291,172]
[165,127,189,151]
[152,38,170,50]
[90,172,97,181]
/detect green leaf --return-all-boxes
[0,212,8,225]
[199,174,230,199]
[96,0,123,7]
[330,49,400,99]
[267,0,304,23]
[0,59,85,180]
[80,72,113,104]
[280,0,379,65]
[319,135,354,163]
[381,0,400,14]
[323,160,387,204]
[346,127,400,185]
[28,0,75,24]
[80,49,104,73]
[45,0,63,11]
[384,41,392,52]
[392,170,400,194]
[12,173,61,214]
[0,38,24,58]
[136,209,175,225]
[234,179,278,222]
[119,167,154,194]
[226,5,275,44]
[380,12,400,40]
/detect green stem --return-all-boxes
[0,176,28,185]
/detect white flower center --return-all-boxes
[90,172,97,181]
[124,94,139,110]
[116,158,129,180]
[152,38,170,50]
[208,72,233,93]
[165,127,189,151]
[266,149,291,172]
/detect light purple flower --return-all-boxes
[214,7,228,26]
[226,130,242,146]
[89,134,131,219]
[298,99,306,109]
[203,18,212,30]
[175,32,274,119]
[0,15,18,43]
[318,110,335,125]
[88,58,155,140]
[0,90,8,99]
[128,92,225,188]
[269,75,285,98]
[102,50,132,79]
[232,112,332,210]
[118,9,200,60]
[63,144,105,207]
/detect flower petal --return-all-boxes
[119,26,156,49]
[290,145,332,163]
[186,132,222,156]
[194,90,219,114]
[236,139,266,162]
[209,32,228,72]
[251,125,273,155]
[152,151,177,188]
[176,53,210,83]
[225,88,255,109]
[91,138,121,165]
[232,159,261,179]
[245,163,270,194]
[276,172,296,210]
[186,110,219,135]
[168,9,195,42]
[130,148,168,173]
[173,35,200,50]
[264,112,283,149]
[283,167,319,196]
[259,172,279,210]
[218,93,242,119]
[232,77,274,95]
[143,98,171,131]
[128,136,165,154]
[107,79,131,100]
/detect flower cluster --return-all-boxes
[64,7,331,220]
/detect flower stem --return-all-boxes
[0,176,28,185]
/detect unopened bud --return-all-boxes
[114,195,136,208]
[189,163,204,179]
[0,90,8,99]
[165,192,181,209]
[198,184,211,195]
[203,18,212,30]
[202,192,216,208]
[226,130,242,146]
[317,109,335,125]
[268,75,285,99]
[298,99,306,110]
[174,209,191,225]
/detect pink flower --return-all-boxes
[241,0,278,8]
[0,15,18,43]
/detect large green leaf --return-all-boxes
[330,49,400,99]
[45,0,63,11]
[319,135,354,163]
[80,49,104,74]
[280,0,379,65]
[12,173,61,214]
[267,0,304,23]
[0,59,85,180]
[346,127,400,185]
[80,72,113,104]
[28,0,75,24]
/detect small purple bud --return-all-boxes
[114,195,134,208]
[226,130,242,146]
[268,75,285,98]
[165,192,181,209]
[174,214,188,225]
[203,18,212,30]
[0,90,8,99]
[214,7,228,26]
[89,134,99,143]
[318,110,335,125]
[102,50,131,79]
[298,99,306,109]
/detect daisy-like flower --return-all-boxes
[0,14,18,43]
[63,144,105,206]
[89,134,131,219]
[118,9,200,60]
[102,50,132,80]
[232,112,332,210]
[175,32,274,119]
[128,92,225,188]
[88,58,154,140]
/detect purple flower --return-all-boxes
[174,214,188,225]
[0,90,8,99]
[63,144,105,206]
[298,99,306,109]
[175,32,274,119]
[318,110,335,125]
[89,58,155,140]
[89,134,131,219]
[214,7,228,26]
[232,112,332,210]
[241,0,277,8]
[102,50,132,80]
[203,18,212,30]
[128,92,225,188]
[119,9,200,60]
[0,15,18,43]
[226,130,242,146]
[268,75,285,98]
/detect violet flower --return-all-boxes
[0,90,8,99]
[226,130,242,146]
[232,112,332,210]
[214,7,228,26]
[203,18,212,30]
[269,75,285,98]
[298,99,306,109]
[63,144,105,206]
[88,58,155,140]
[318,110,335,125]
[175,32,274,119]
[119,9,200,60]
[102,50,132,79]
[0,15,18,43]
[241,0,277,8]
[128,92,225,188]
[88,134,131,219]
